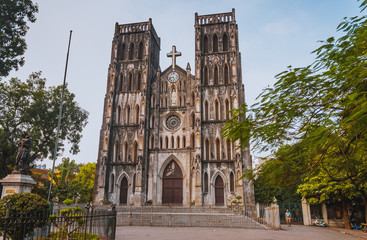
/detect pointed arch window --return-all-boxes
[215,100,220,120]
[191,133,195,148]
[214,65,219,85]
[151,95,156,108]
[204,35,209,53]
[183,136,186,148]
[160,137,163,149]
[133,141,138,163]
[110,174,115,192]
[126,105,130,124]
[191,112,195,128]
[121,43,125,60]
[191,92,195,106]
[216,138,220,160]
[151,115,155,128]
[171,136,174,148]
[223,33,228,51]
[224,65,229,84]
[205,101,209,121]
[204,67,209,85]
[138,42,143,59]
[177,136,180,148]
[124,142,128,162]
[132,173,136,194]
[137,72,141,91]
[129,42,134,60]
[127,73,132,91]
[204,172,209,193]
[165,136,169,149]
[150,135,154,149]
[230,172,235,192]
[205,139,210,160]
[227,140,231,160]
[135,105,140,124]
[213,34,218,53]
[119,72,123,91]
[117,106,121,125]
[225,99,230,120]
[114,142,119,162]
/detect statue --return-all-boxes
[14,132,31,174]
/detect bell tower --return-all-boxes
[93,19,160,205]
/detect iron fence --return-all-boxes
[0,206,116,240]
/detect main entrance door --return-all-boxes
[215,176,224,205]
[162,160,183,204]
[120,177,128,205]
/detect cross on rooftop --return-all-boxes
[167,45,182,69]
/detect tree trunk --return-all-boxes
[342,200,351,229]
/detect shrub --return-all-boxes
[0,193,49,240]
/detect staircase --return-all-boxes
[115,206,267,229]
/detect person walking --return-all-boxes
[285,209,292,227]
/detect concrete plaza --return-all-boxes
[116,225,367,240]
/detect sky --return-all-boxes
[5,0,363,168]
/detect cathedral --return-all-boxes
[93,9,255,206]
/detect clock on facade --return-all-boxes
[168,71,179,83]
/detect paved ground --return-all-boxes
[115,225,367,240]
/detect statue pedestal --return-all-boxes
[0,173,36,199]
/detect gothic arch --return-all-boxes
[203,171,209,193]
[109,173,115,193]
[138,41,144,59]
[123,141,128,162]
[211,170,227,205]
[121,43,126,60]
[177,136,180,148]
[117,106,121,125]
[135,104,140,124]
[204,67,209,85]
[224,65,229,84]
[119,72,123,91]
[126,105,130,124]
[205,138,210,161]
[215,99,220,120]
[158,155,185,179]
[132,141,138,163]
[204,101,209,121]
[137,72,141,91]
[214,65,219,85]
[127,72,133,91]
[222,33,228,51]
[203,35,209,53]
[165,136,169,149]
[129,42,134,60]
[213,34,218,53]
[215,138,221,160]
[113,141,119,162]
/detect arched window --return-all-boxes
[126,105,130,124]
[215,100,220,120]
[121,43,125,60]
[127,73,132,91]
[183,96,186,105]
[114,142,119,162]
[204,172,209,193]
[183,136,186,148]
[160,137,163,149]
[230,172,235,192]
[224,65,229,84]
[225,99,230,120]
[205,101,209,121]
[137,72,141,91]
[133,141,138,163]
[205,139,210,160]
[135,105,139,124]
[191,112,195,128]
[110,174,115,193]
[214,65,219,85]
[165,136,169,149]
[171,136,174,148]
[177,136,180,148]
[129,42,134,60]
[213,34,218,52]
[151,115,155,128]
[150,135,154,149]
[165,97,167,108]
[151,95,156,108]
[223,33,228,51]
[117,106,121,125]
[216,138,220,160]
[191,92,195,106]
[227,140,231,160]
[124,142,128,162]
[179,96,182,106]
[191,133,195,148]
[204,35,209,53]
[138,42,143,59]
[119,72,123,91]
[204,67,209,85]
[132,173,136,194]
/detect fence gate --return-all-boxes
[279,202,303,224]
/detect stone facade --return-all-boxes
[93,9,255,206]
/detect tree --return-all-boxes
[71,163,96,203]
[0,72,89,179]
[0,0,39,77]
[0,193,49,240]
[223,0,367,229]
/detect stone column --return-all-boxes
[0,174,36,198]
[302,198,312,226]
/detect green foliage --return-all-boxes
[227,194,243,214]
[0,193,49,239]
[71,162,96,203]
[222,0,367,227]
[0,0,38,77]
[0,73,89,179]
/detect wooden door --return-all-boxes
[215,176,224,205]
[120,177,128,205]
[162,161,183,204]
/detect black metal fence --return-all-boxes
[0,206,116,240]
